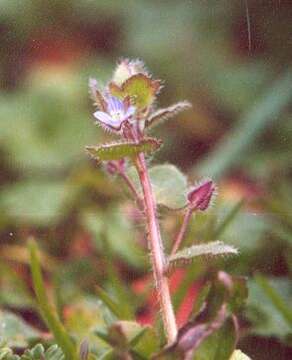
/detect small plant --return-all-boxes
[0,59,251,360]
[84,59,248,359]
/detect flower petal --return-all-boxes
[107,95,124,113]
[125,105,136,118]
[93,111,121,129]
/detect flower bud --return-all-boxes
[187,179,216,211]
[112,58,147,86]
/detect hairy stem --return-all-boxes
[170,208,193,256]
[134,152,177,343]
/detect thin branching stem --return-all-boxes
[134,152,177,343]
[118,171,144,209]
[170,208,193,256]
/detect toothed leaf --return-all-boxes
[168,241,238,268]
[86,138,162,161]
[109,74,161,110]
[146,101,192,128]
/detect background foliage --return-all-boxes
[0,1,291,359]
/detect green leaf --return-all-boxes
[86,138,162,161]
[0,343,65,360]
[21,344,65,360]
[168,241,238,269]
[0,263,33,309]
[63,298,109,355]
[0,181,77,226]
[95,321,158,359]
[28,240,78,360]
[82,208,146,269]
[195,69,292,178]
[0,311,41,348]
[109,74,161,110]
[146,101,192,128]
[129,164,188,209]
[195,317,237,360]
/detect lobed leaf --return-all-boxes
[109,74,161,110]
[146,101,192,129]
[0,343,65,360]
[128,164,188,209]
[86,138,162,162]
[148,164,187,209]
[168,241,238,269]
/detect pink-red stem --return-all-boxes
[134,152,177,343]
[170,208,193,256]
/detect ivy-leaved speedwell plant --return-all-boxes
[85,59,249,359]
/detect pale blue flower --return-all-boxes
[94,94,135,131]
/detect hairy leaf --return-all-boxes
[129,164,188,209]
[146,101,192,128]
[86,138,162,161]
[168,241,238,268]
[109,74,161,110]
[148,164,187,209]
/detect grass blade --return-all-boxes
[28,239,77,360]
[95,285,127,319]
[212,199,244,239]
[255,274,292,327]
[196,69,292,178]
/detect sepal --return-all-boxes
[88,78,107,111]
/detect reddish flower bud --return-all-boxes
[187,179,216,211]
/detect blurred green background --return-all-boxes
[0,1,292,359]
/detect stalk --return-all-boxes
[170,208,193,256]
[134,152,177,343]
